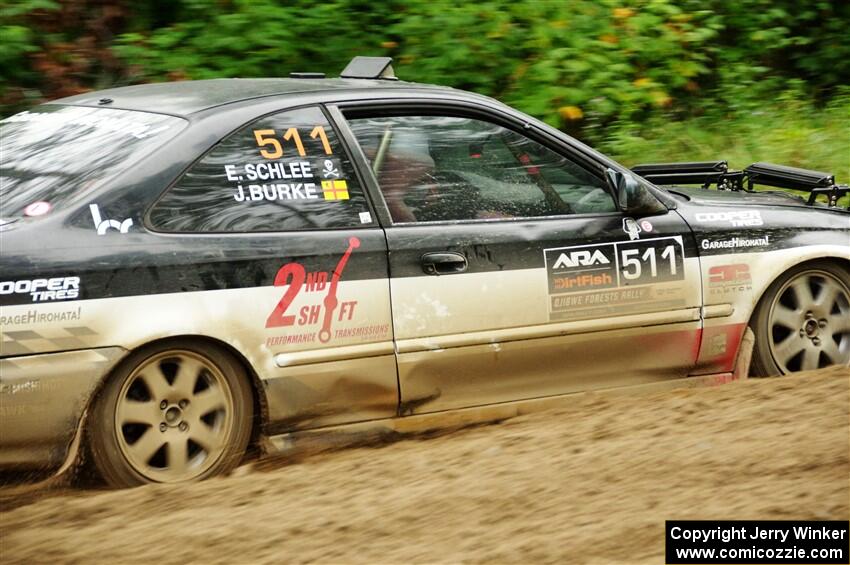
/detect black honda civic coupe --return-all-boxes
[1,57,847,487]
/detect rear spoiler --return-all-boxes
[631,160,848,208]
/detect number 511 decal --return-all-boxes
[618,238,683,284]
[265,237,360,343]
[254,126,333,159]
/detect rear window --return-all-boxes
[0,105,186,219]
[148,105,372,232]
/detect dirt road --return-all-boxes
[1,367,848,564]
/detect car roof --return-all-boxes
[52,77,453,117]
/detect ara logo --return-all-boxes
[552,249,611,269]
[90,204,133,235]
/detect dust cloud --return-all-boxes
[1,367,847,564]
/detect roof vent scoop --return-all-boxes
[340,56,397,80]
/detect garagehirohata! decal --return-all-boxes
[264,237,387,346]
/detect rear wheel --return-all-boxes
[750,263,850,376]
[87,340,253,487]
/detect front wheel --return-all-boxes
[750,262,850,376]
[87,340,253,487]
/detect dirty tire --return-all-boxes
[87,339,253,488]
[750,262,850,377]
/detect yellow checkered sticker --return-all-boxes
[321,179,349,201]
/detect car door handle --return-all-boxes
[420,252,468,275]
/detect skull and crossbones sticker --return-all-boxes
[322,160,340,178]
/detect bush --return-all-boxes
[2,0,849,158]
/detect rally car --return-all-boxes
[1,57,848,487]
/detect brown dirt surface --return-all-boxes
[1,367,848,564]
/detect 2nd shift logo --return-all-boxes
[265,237,360,343]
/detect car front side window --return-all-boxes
[149,106,371,232]
[345,114,616,224]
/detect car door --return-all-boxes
[334,103,703,414]
[144,104,397,432]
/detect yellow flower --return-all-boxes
[381,41,398,49]
[633,77,651,87]
[559,106,584,120]
[599,34,619,44]
[651,91,672,107]
[613,7,634,19]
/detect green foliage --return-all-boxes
[3,1,848,119]
[113,0,399,82]
[498,1,723,125]
[598,89,850,175]
[0,0,126,109]
[597,89,850,204]
[110,0,728,127]
[712,1,850,97]
[0,1,59,107]
[2,0,849,186]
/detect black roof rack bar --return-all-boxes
[636,171,729,186]
[631,161,728,175]
[631,159,847,208]
[744,162,834,191]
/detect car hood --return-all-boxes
[665,186,815,209]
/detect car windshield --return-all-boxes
[0,105,186,219]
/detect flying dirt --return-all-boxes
[1,367,848,564]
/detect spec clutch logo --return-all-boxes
[0,276,81,302]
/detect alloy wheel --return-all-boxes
[114,349,235,482]
[767,270,850,372]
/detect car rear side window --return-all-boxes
[0,105,185,220]
[149,106,371,232]
[346,115,615,223]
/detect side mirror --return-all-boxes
[606,168,667,215]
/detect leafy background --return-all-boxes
[2,0,848,180]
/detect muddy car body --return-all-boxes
[1,58,848,486]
